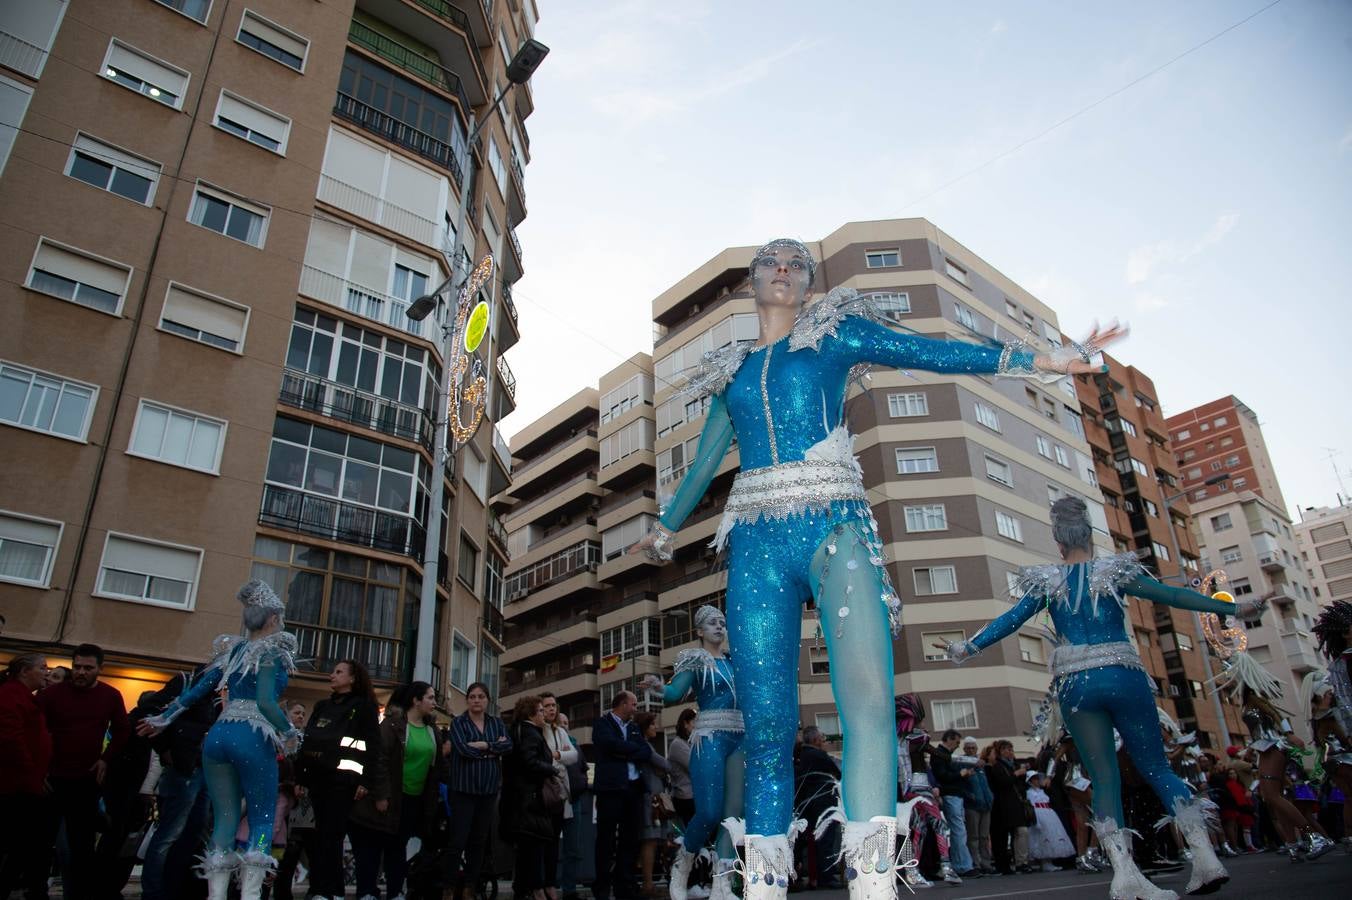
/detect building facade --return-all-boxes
[1166,396,1288,513]
[1296,503,1352,609]
[0,0,538,710]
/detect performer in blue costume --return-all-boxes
[937,497,1259,900]
[642,605,744,900]
[632,238,1119,900]
[141,580,302,900]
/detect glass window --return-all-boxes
[128,400,226,473]
[450,632,475,691]
[974,402,1000,432]
[153,0,211,23]
[160,283,248,352]
[1036,435,1052,458]
[213,91,289,153]
[102,40,188,108]
[872,292,911,314]
[66,134,158,204]
[457,533,478,591]
[904,505,947,532]
[996,511,1023,542]
[864,249,900,268]
[190,185,268,247]
[955,304,977,330]
[931,699,978,730]
[944,259,968,285]
[985,456,1013,487]
[97,532,201,608]
[922,630,965,662]
[0,511,62,588]
[1018,634,1045,664]
[913,566,957,596]
[0,361,96,441]
[887,392,928,418]
[27,239,131,315]
[237,10,308,71]
[895,447,938,474]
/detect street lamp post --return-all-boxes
[407,40,549,686]
[1160,472,1232,745]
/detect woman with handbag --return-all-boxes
[502,695,565,900]
[984,741,1031,875]
[540,693,578,900]
[634,712,673,898]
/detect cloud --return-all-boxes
[990,20,1008,35]
[1125,212,1239,286]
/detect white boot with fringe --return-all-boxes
[1094,818,1178,900]
[238,850,276,900]
[708,857,738,900]
[841,816,899,900]
[668,835,699,900]
[200,849,238,900]
[1170,797,1228,895]
[741,834,793,900]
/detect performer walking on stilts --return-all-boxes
[642,605,744,900]
[140,581,302,900]
[632,238,1119,900]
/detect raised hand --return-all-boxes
[1034,319,1131,375]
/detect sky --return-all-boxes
[502,0,1352,520]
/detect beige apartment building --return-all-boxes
[0,0,538,711]
[504,218,1120,753]
[1296,503,1352,609]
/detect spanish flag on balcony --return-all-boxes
[600,654,620,673]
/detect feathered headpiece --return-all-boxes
[693,604,723,631]
[237,579,284,611]
[1312,600,1352,660]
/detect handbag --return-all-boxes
[1020,795,1037,826]
[651,790,677,821]
[541,772,567,813]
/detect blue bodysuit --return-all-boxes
[658,289,1043,835]
[963,555,1235,825]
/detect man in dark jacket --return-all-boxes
[592,690,651,900]
[795,726,842,888]
[931,729,976,876]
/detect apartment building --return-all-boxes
[0,0,539,710]
[1074,357,1244,746]
[1166,397,1287,513]
[1191,490,1321,738]
[1297,503,1352,608]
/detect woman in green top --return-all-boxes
[350,680,448,899]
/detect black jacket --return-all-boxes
[986,757,1028,830]
[591,712,652,793]
[148,670,220,776]
[499,720,560,842]
[350,712,447,834]
[794,744,841,821]
[300,691,384,790]
[931,744,973,800]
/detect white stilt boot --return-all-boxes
[1171,798,1228,895]
[842,816,899,900]
[708,857,738,900]
[200,849,237,900]
[669,837,698,900]
[741,834,793,900]
[238,850,275,900]
[1093,818,1178,900]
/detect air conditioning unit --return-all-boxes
[687,303,701,318]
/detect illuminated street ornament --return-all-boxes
[464,301,490,353]
[447,254,494,446]
[1198,570,1248,658]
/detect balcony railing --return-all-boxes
[505,539,602,601]
[508,227,523,265]
[334,92,465,188]
[500,280,519,325]
[348,20,474,115]
[259,484,426,558]
[511,469,597,521]
[0,29,46,77]
[513,429,597,479]
[403,0,488,91]
[279,368,433,450]
[293,623,405,682]
[318,173,441,248]
[496,354,517,403]
[483,601,506,643]
[487,508,509,551]
[492,424,513,474]
[299,265,444,344]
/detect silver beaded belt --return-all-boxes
[714,459,867,551]
[218,698,276,730]
[693,708,744,735]
[1050,641,1145,678]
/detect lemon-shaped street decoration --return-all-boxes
[464,301,489,353]
[1212,590,1235,604]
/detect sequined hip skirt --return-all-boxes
[1050,641,1145,678]
[215,698,284,747]
[713,458,868,552]
[692,708,745,737]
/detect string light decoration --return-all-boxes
[447,254,495,446]
[1198,569,1248,658]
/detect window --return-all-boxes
[213,91,290,153]
[128,400,225,473]
[1005,299,1019,319]
[1214,416,1228,427]
[153,0,212,24]
[456,533,478,591]
[462,446,487,501]
[1152,542,1171,562]
[931,699,978,731]
[1143,499,1158,517]
[1220,436,1234,448]
[809,645,830,676]
[985,456,1013,487]
[159,283,249,352]
[1054,445,1070,468]
[872,291,911,314]
[955,304,976,330]
[1064,407,1084,438]
[0,361,97,441]
[1218,545,1243,564]
[944,259,969,285]
[974,402,1000,431]
[913,566,957,596]
[1232,476,1247,489]
[995,510,1023,542]
[601,418,655,468]
[1175,429,1191,441]
[1120,418,1138,437]
[601,617,660,660]
[1036,435,1052,458]
[922,630,964,662]
[1006,571,1021,596]
[497,27,513,64]
[1022,311,1036,331]
[190,184,268,246]
[1225,455,1240,467]
[96,532,202,609]
[602,514,656,560]
[487,136,507,195]
[1200,422,1210,431]
[895,447,938,474]
[479,644,500,711]
[65,134,159,204]
[904,505,947,533]
[1176,633,1193,652]
[26,239,131,315]
[662,593,724,648]
[600,373,653,423]
[1046,483,1062,504]
[1018,634,1045,664]
[0,76,33,177]
[449,631,475,691]
[237,10,308,71]
[887,392,928,417]
[1210,513,1233,532]
[102,40,188,108]
[0,510,62,588]
[1129,457,1149,476]
[815,712,842,738]
[864,249,900,268]
[264,415,425,519]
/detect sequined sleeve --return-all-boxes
[657,393,735,533]
[970,590,1048,653]
[835,316,1039,377]
[1123,575,1238,616]
[661,670,696,705]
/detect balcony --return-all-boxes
[334,92,465,188]
[483,600,506,644]
[496,354,517,405]
[1266,590,1297,608]
[492,423,513,475]
[500,280,519,326]
[502,227,523,282]
[505,619,597,665]
[293,623,405,682]
[318,173,441,248]
[0,29,46,78]
[506,149,527,224]
[510,428,598,486]
[505,539,601,602]
[348,19,477,113]
[259,484,426,558]
[279,367,433,450]
[356,0,488,100]
[1258,551,1286,573]
[487,507,509,553]
[1281,630,1320,674]
[299,265,445,345]
[509,470,600,530]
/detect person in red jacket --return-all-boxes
[0,653,54,896]
[32,643,129,899]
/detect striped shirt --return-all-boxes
[448,712,512,795]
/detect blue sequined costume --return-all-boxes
[663,649,744,858]
[152,633,300,859]
[959,555,1234,825]
[659,289,1044,836]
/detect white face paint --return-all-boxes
[750,244,812,311]
[697,613,727,648]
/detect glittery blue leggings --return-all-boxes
[684,731,744,858]
[201,720,280,856]
[727,512,897,835]
[1057,665,1192,826]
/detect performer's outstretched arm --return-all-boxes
[659,670,696,706]
[1124,576,1241,616]
[657,393,735,533]
[940,590,1047,663]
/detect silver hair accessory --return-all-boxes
[237,579,284,611]
[750,238,816,285]
[694,605,723,630]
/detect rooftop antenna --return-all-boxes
[1323,447,1348,504]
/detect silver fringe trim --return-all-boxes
[691,708,745,745]
[1050,641,1145,678]
[1010,552,1147,619]
[712,457,868,552]
[673,648,737,708]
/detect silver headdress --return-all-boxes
[750,237,816,285]
[237,579,284,611]
[694,604,724,631]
